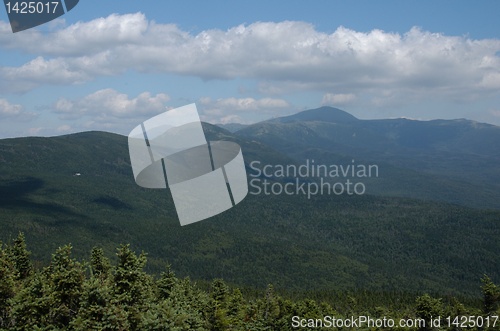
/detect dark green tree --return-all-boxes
[71,276,129,330]
[415,294,443,331]
[209,278,231,330]
[148,273,208,330]
[157,264,177,300]
[90,246,111,278]
[112,244,153,330]
[0,243,16,329]
[45,244,85,328]
[10,245,84,330]
[481,275,499,316]
[226,288,246,329]
[10,273,51,330]
[7,233,32,280]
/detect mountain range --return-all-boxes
[0,106,498,297]
[228,106,500,209]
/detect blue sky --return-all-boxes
[0,0,499,137]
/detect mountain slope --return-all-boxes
[0,128,498,296]
[236,107,500,209]
[270,106,359,124]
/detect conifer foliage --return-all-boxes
[0,233,497,330]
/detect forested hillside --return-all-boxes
[0,234,498,330]
[0,129,499,297]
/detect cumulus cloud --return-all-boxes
[0,14,148,56]
[0,99,23,117]
[48,91,289,133]
[0,57,90,93]
[1,13,499,103]
[0,98,36,120]
[53,89,170,122]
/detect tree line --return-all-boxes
[0,233,498,330]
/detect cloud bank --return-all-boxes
[1,12,500,135]
[0,12,498,103]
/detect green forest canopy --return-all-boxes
[0,233,498,330]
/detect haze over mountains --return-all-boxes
[0,107,498,296]
[225,106,500,209]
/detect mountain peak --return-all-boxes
[274,106,358,124]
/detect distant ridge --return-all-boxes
[271,106,359,124]
[235,105,500,209]
[216,123,248,133]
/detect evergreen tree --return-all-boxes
[71,276,129,330]
[10,273,51,330]
[10,245,84,330]
[0,243,16,329]
[150,273,208,330]
[7,232,32,280]
[113,244,153,330]
[415,294,443,331]
[265,284,281,318]
[157,264,177,300]
[1,237,496,331]
[226,288,246,329]
[481,275,499,316]
[72,247,127,330]
[45,244,85,328]
[209,278,231,330]
[90,246,111,278]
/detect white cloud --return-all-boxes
[322,93,356,106]
[0,98,36,120]
[53,88,170,121]
[0,13,148,56]
[50,89,172,134]
[0,99,23,117]
[479,72,500,89]
[0,56,90,93]
[1,11,499,137]
[1,13,499,104]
